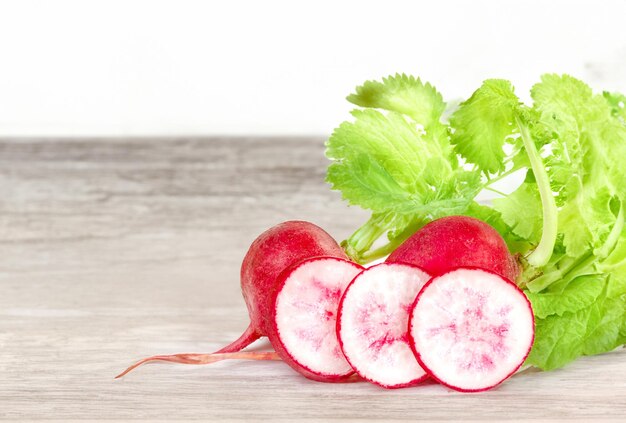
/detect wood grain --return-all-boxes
[1,137,625,421]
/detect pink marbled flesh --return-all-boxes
[409,268,534,392]
[337,263,431,388]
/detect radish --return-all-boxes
[269,257,363,381]
[116,221,352,379]
[337,263,431,388]
[387,216,519,282]
[231,220,348,352]
[408,267,534,392]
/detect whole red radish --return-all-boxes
[408,267,534,392]
[387,216,519,282]
[233,220,348,352]
[116,221,357,381]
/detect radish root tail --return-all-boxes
[213,324,261,354]
[114,351,280,379]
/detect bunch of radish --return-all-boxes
[117,217,534,392]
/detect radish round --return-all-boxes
[270,257,364,381]
[232,221,348,353]
[408,268,534,392]
[337,263,431,388]
[387,216,519,282]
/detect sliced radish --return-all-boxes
[270,257,364,381]
[409,268,534,392]
[337,263,431,388]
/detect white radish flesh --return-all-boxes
[409,268,534,392]
[271,257,363,380]
[337,263,431,388]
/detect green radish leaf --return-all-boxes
[525,275,604,319]
[347,73,446,131]
[450,79,521,174]
[493,181,543,244]
[526,276,626,370]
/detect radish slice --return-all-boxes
[271,257,363,381]
[337,263,431,388]
[409,268,534,392]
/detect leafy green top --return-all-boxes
[326,73,626,370]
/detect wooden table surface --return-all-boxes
[1,137,626,421]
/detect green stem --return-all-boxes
[517,117,558,268]
[341,215,387,262]
[524,271,562,293]
[482,164,524,189]
[359,220,423,264]
[483,186,508,197]
[525,203,623,292]
[526,251,593,292]
[360,241,400,264]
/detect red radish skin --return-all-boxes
[408,267,534,392]
[116,221,349,379]
[387,216,519,282]
[270,257,364,382]
[237,221,348,350]
[337,263,431,389]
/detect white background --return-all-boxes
[0,0,625,136]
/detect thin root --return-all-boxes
[115,351,281,379]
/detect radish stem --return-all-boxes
[359,220,423,264]
[526,201,624,292]
[342,215,387,262]
[517,117,557,268]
